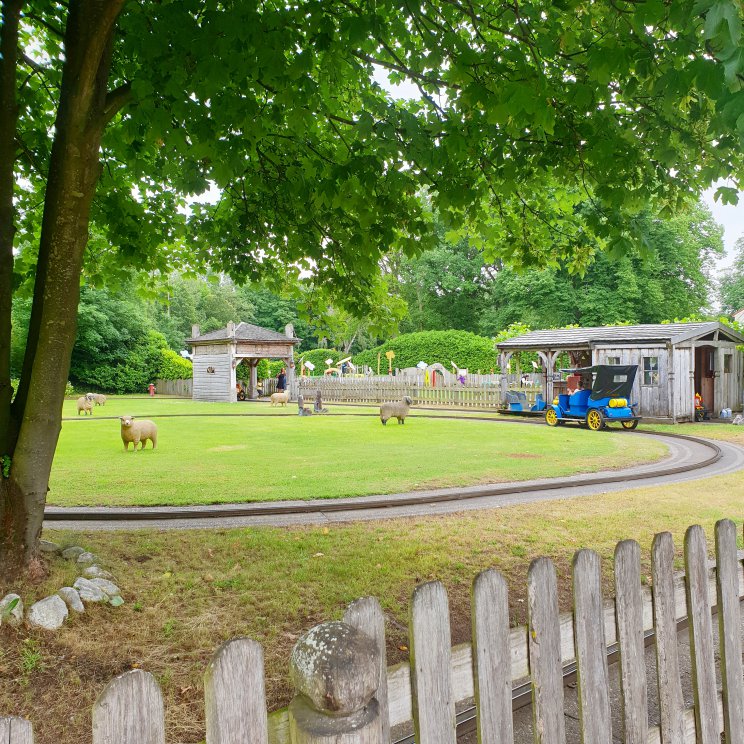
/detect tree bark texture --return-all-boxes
[1,0,125,578]
[0,0,23,457]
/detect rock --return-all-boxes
[0,593,24,626]
[289,621,378,715]
[27,595,68,630]
[57,587,85,614]
[39,540,61,554]
[76,551,96,565]
[83,565,114,580]
[61,546,85,560]
[72,577,108,603]
[732,414,744,425]
[90,578,121,598]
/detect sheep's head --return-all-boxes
[403,396,413,406]
[120,416,135,428]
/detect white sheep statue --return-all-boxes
[271,391,290,407]
[380,396,413,425]
[77,396,94,416]
[119,416,158,451]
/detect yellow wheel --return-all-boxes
[586,409,605,431]
[545,408,559,427]
[621,419,639,430]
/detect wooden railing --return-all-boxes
[4,521,743,743]
[154,378,193,397]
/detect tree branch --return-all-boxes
[102,80,131,123]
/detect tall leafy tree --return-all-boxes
[719,237,744,315]
[2,0,744,576]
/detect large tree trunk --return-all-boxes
[1,0,125,579]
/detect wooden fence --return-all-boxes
[4,520,743,743]
[154,378,193,397]
[298,376,509,407]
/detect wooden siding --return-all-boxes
[235,342,294,359]
[193,354,235,402]
[194,344,231,356]
[673,346,694,422]
[715,346,744,412]
[593,346,669,418]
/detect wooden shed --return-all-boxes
[188,322,301,402]
[497,322,744,422]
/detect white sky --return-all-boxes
[701,183,743,274]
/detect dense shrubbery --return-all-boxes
[297,348,343,375]
[158,349,193,380]
[353,331,497,372]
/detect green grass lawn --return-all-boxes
[50,397,668,506]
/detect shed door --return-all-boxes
[694,346,715,411]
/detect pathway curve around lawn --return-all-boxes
[45,419,744,531]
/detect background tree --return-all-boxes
[2,0,744,576]
[719,237,744,316]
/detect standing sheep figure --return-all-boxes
[270,391,290,407]
[92,393,107,406]
[77,396,94,416]
[120,416,158,451]
[380,396,413,425]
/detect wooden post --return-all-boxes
[0,718,33,744]
[205,638,268,744]
[249,360,259,400]
[537,351,558,405]
[499,351,513,405]
[92,669,165,744]
[288,621,383,744]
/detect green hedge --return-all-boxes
[158,349,193,380]
[353,331,498,373]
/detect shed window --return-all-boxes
[642,356,659,386]
[607,356,621,365]
[724,354,732,373]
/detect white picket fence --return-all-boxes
[3,520,743,743]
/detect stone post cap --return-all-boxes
[290,621,379,716]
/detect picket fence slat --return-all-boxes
[472,569,513,744]
[92,669,164,744]
[4,526,744,744]
[684,526,720,744]
[0,718,33,744]
[205,638,268,744]
[613,539,648,744]
[651,532,685,744]
[714,520,744,743]
[573,549,612,744]
[528,557,566,744]
[344,597,390,744]
[410,581,456,744]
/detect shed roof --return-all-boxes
[496,322,744,351]
[188,322,301,345]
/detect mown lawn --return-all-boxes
[50,398,667,506]
[1,469,742,744]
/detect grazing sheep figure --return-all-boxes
[271,391,290,407]
[380,396,413,425]
[91,393,107,406]
[77,396,94,416]
[120,416,158,451]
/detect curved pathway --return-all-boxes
[44,416,744,531]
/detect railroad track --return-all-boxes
[46,414,743,530]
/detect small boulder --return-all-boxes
[83,566,114,580]
[0,593,24,626]
[27,595,68,630]
[57,587,85,614]
[72,577,108,603]
[39,540,61,554]
[61,546,85,560]
[90,578,121,598]
[76,551,96,565]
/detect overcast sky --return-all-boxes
[702,184,743,274]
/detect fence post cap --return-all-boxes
[290,620,378,715]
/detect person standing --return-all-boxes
[277,368,287,392]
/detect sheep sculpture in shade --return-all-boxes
[380,396,413,425]
[119,416,158,451]
[77,396,94,416]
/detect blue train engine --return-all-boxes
[545,365,640,431]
